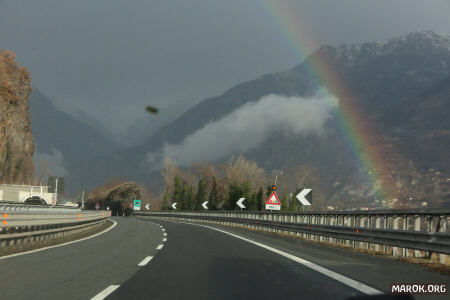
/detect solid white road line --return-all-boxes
[156,244,164,250]
[171,220,382,296]
[91,285,120,300]
[138,256,153,267]
[163,238,167,242]
[0,220,118,260]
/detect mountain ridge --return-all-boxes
[74,31,450,207]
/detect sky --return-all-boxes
[1,0,450,141]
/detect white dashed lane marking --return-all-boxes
[91,285,120,300]
[156,244,164,250]
[138,256,153,267]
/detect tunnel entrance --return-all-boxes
[24,196,48,205]
[110,201,123,216]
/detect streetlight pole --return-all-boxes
[272,170,283,186]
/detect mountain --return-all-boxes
[79,31,450,207]
[0,50,34,184]
[30,89,119,191]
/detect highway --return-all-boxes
[0,217,448,299]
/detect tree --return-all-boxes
[248,191,257,211]
[172,176,182,209]
[179,181,187,210]
[265,185,272,198]
[208,176,219,210]
[195,177,207,210]
[256,187,263,211]
[281,191,289,211]
[227,181,250,211]
[185,184,195,210]
[290,187,302,212]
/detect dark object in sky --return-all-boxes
[146,106,159,114]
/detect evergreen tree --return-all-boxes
[256,187,263,211]
[179,181,187,210]
[248,191,257,211]
[281,191,289,211]
[227,181,250,210]
[195,177,207,210]
[208,176,219,210]
[172,176,182,210]
[265,185,272,198]
[291,187,302,212]
[185,184,195,210]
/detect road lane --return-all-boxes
[0,217,165,300]
[120,218,449,300]
[109,219,369,300]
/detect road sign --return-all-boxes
[265,191,281,210]
[145,204,150,210]
[171,202,177,210]
[202,201,208,210]
[296,188,312,206]
[236,198,245,209]
[133,199,142,211]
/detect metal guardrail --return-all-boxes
[0,210,111,228]
[0,209,112,254]
[134,210,450,258]
[0,203,80,212]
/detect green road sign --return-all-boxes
[133,199,142,211]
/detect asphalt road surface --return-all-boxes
[0,217,448,300]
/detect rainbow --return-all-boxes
[260,0,396,203]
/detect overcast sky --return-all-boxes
[1,0,449,136]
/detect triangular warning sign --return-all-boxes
[265,191,281,210]
[265,191,280,205]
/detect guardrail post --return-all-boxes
[393,216,399,256]
[414,215,421,258]
[402,215,408,258]
[319,216,324,242]
[375,216,381,252]
[383,215,389,253]
[359,216,366,249]
[439,216,448,264]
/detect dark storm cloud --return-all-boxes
[0,0,449,141]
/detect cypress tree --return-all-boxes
[172,176,182,210]
[208,176,219,210]
[195,177,207,210]
[256,187,263,211]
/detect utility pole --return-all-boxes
[54,178,58,206]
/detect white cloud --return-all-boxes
[146,89,338,168]
[34,146,68,178]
